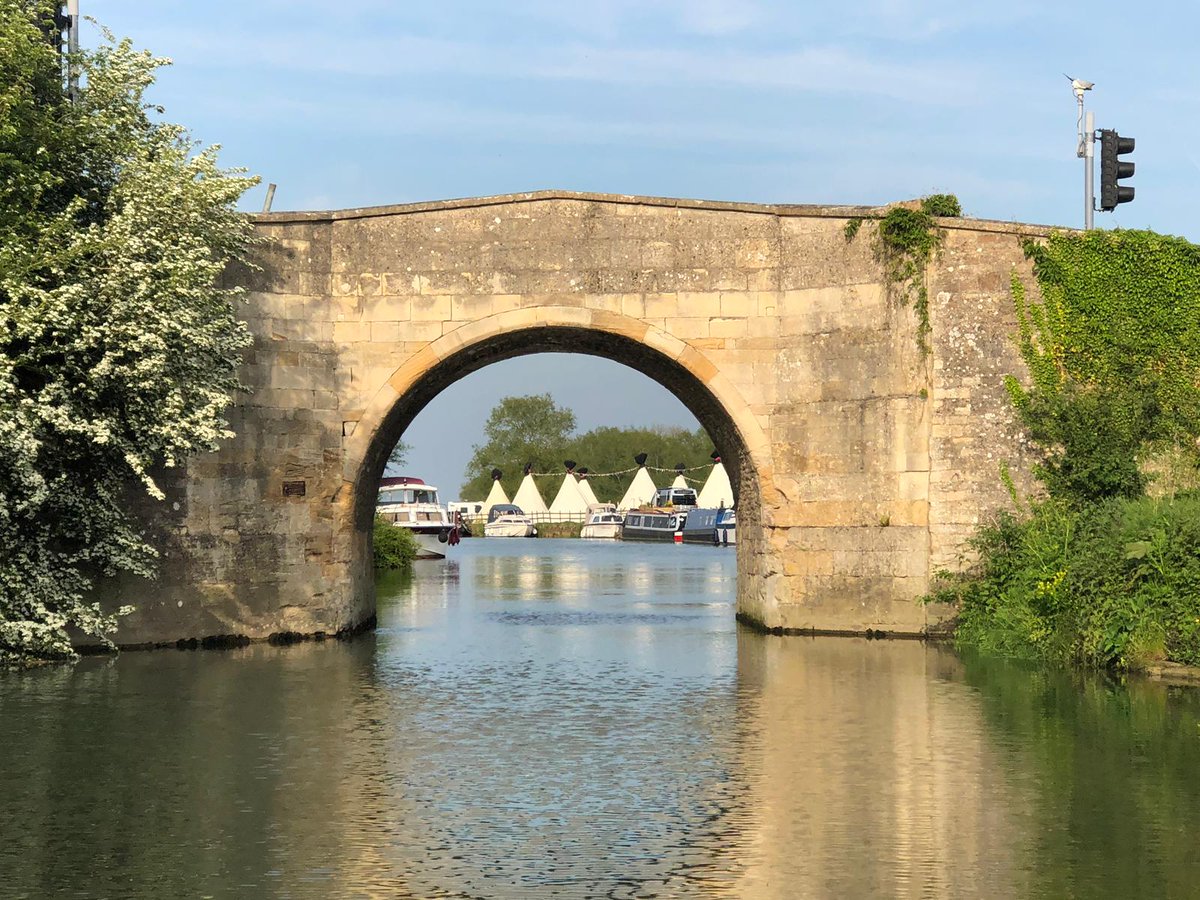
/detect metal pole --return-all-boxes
[66,0,79,101]
[1084,110,1094,230]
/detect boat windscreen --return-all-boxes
[379,488,440,505]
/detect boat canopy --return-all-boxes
[487,503,526,523]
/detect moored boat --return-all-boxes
[483,504,537,538]
[679,507,737,546]
[650,486,698,510]
[621,508,687,542]
[376,476,459,559]
[580,504,623,540]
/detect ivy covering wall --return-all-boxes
[931,228,1200,669]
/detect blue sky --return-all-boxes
[86,1,1200,495]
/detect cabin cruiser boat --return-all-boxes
[580,504,623,540]
[650,486,698,510]
[376,476,459,559]
[679,508,737,546]
[483,504,537,538]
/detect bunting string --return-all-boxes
[515,462,717,480]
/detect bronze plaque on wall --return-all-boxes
[282,480,306,497]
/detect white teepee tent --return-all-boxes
[512,464,548,514]
[697,455,734,509]
[618,454,658,510]
[548,462,589,518]
[576,468,600,507]
[671,465,689,490]
[483,468,510,510]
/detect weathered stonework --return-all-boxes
[103,191,1045,645]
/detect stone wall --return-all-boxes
[102,192,1045,645]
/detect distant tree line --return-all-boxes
[459,394,713,502]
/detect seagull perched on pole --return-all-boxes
[1065,73,1094,98]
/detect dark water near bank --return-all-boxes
[3,540,1200,898]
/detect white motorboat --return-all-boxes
[376,476,459,559]
[483,504,537,538]
[580,504,622,540]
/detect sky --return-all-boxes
[82,1,1200,495]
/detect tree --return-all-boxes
[387,439,411,470]
[458,393,715,503]
[460,394,576,499]
[0,4,257,665]
[568,425,712,502]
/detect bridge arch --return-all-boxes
[339,306,774,613]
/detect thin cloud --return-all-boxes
[131,25,983,108]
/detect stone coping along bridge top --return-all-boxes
[253,188,1058,238]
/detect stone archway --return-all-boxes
[337,306,774,628]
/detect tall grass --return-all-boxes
[929,495,1200,669]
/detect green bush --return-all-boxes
[930,495,1200,669]
[920,194,962,217]
[373,516,418,570]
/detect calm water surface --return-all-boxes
[3,539,1200,898]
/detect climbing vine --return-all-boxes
[924,228,1200,670]
[844,194,962,354]
[1007,229,1200,501]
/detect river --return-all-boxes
[2,539,1200,898]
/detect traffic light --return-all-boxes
[1099,129,1135,210]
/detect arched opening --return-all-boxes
[340,311,772,620]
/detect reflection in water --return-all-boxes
[1,539,1199,897]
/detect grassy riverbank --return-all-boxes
[928,495,1200,670]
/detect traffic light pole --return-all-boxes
[65,1,79,102]
[1083,110,1094,230]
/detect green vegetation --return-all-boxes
[460,393,713,502]
[533,522,583,539]
[372,516,418,570]
[843,195,962,354]
[933,496,1200,668]
[930,229,1200,670]
[0,5,256,665]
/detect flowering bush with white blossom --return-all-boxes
[1,3,257,664]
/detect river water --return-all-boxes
[3,539,1200,898]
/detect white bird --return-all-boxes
[1064,73,1094,92]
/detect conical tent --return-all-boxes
[548,462,589,518]
[483,469,510,510]
[671,464,689,490]
[512,465,548,514]
[618,467,658,510]
[576,468,600,507]
[697,460,734,509]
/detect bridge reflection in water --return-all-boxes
[2,540,1199,897]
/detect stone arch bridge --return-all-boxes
[112,191,1045,646]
